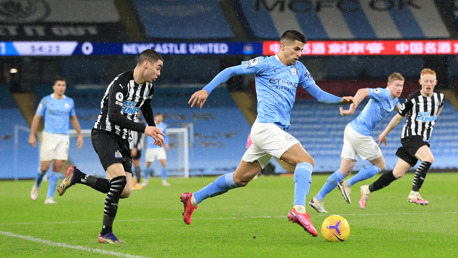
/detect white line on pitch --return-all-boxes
[0,211,456,226]
[0,230,148,258]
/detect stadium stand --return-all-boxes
[0,84,39,179]
[132,0,234,39]
[288,98,458,172]
[236,0,451,40]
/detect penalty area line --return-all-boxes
[0,230,148,258]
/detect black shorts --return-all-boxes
[91,129,132,173]
[132,149,142,160]
[395,136,430,167]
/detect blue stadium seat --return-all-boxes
[289,99,458,172]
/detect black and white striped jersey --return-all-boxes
[129,116,145,150]
[94,71,155,140]
[398,89,445,142]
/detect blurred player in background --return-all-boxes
[130,113,145,190]
[180,30,354,237]
[309,73,404,213]
[29,77,83,204]
[360,68,444,209]
[57,49,165,244]
[143,112,170,187]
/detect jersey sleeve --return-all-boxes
[298,66,317,89]
[107,76,146,133]
[36,97,46,116]
[368,88,386,102]
[203,57,267,94]
[439,92,445,107]
[398,95,414,116]
[69,98,76,117]
[299,66,341,104]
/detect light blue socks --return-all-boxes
[145,167,152,181]
[46,172,60,198]
[293,162,313,206]
[194,172,238,204]
[35,168,46,187]
[161,167,167,181]
[347,165,381,187]
[316,170,346,201]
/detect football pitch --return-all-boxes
[1,173,457,257]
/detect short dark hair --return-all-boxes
[138,49,163,65]
[54,76,66,84]
[280,30,307,44]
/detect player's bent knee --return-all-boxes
[121,191,131,198]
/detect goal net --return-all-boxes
[68,127,189,178]
[13,126,189,179]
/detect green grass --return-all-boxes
[0,173,457,257]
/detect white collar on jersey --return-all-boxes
[51,93,66,100]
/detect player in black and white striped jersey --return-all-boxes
[360,68,445,208]
[57,49,165,244]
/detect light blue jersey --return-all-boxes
[349,88,400,136]
[147,122,168,149]
[36,94,76,135]
[203,55,341,130]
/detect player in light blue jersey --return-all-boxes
[180,30,354,237]
[29,77,83,204]
[309,73,404,213]
[143,112,170,187]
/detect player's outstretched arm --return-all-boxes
[144,126,166,147]
[377,113,404,146]
[189,89,209,108]
[305,83,355,106]
[339,88,367,116]
[189,65,252,108]
[340,103,357,116]
[340,96,355,105]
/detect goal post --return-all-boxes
[12,126,189,179]
[69,127,190,178]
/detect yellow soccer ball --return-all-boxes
[321,215,350,242]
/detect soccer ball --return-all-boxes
[321,215,350,242]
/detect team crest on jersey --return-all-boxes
[64,103,70,109]
[247,58,259,68]
[285,134,295,141]
[400,103,405,112]
[114,150,122,158]
[291,67,297,76]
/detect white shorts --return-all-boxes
[40,131,69,161]
[341,125,382,161]
[146,148,166,162]
[242,122,300,168]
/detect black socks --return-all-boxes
[369,171,397,192]
[412,161,431,192]
[101,175,127,235]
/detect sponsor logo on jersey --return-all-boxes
[122,101,139,114]
[416,112,437,122]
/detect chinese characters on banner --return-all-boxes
[263,40,458,56]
